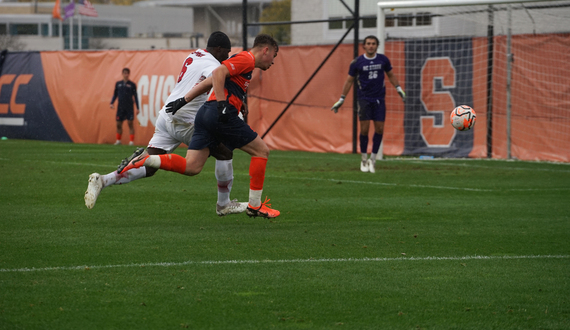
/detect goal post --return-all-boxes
[375,0,570,162]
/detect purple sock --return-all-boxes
[359,134,369,154]
[372,133,383,154]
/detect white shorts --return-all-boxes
[147,110,195,153]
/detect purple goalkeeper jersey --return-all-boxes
[348,53,393,101]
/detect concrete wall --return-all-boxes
[291,0,327,45]
[94,5,194,38]
[92,37,197,50]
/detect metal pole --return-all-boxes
[69,15,73,50]
[78,14,82,50]
[486,5,494,158]
[506,4,512,159]
[376,3,386,160]
[59,20,63,50]
[378,0,554,8]
[242,0,248,123]
[352,0,359,154]
[242,0,248,50]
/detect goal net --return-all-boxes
[377,0,570,162]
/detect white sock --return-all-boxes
[115,167,147,185]
[145,155,161,168]
[102,167,147,187]
[361,153,368,162]
[101,172,117,187]
[370,153,377,164]
[215,160,233,206]
[249,189,263,208]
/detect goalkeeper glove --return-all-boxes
[165,97,187,115]
[396,86,406,101]
[331,96,345,113]
[217,101,230,123]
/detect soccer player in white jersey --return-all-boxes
[85,31,248,216]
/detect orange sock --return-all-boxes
[129,134,134,142]
[158,154,186,174]
[249,156,267,190]
[116,133,121,140]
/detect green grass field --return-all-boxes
[0,139,569,329]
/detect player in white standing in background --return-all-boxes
[85,31,248,216]
[331,35,405,173]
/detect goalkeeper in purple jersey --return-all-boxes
[331,35,405,173]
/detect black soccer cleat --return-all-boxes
[117,147,145,173]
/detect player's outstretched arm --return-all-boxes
[331,75,354,113]
[165,76,214,115]
[386,70,405,101]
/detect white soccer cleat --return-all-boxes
[360,160,369,172]
[114,140,121,145]
[128,141,134,146]
[84,173,104,209]
[216,199,248,217]
[367,159,376,173]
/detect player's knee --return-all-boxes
[256,144,270,158]
[185,165,202,176]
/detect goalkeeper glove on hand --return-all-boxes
[165,97,187,115]
[396,86,406,101]
[217,101,230,123]
[331,96,345,113]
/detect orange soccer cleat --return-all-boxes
[117,152,149,174]
[246,197,280,219]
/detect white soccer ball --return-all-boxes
[450,105,476,131]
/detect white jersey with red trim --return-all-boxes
[162,49,221,124]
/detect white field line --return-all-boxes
[1,255,567,273]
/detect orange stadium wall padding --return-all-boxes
[247,43,406,156]
[41,50,204,145]
[1,36,568,162]
[490,34,570,162]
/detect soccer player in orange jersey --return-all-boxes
[119,34,280,218]
[85,32,248,217]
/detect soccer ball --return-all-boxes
[450,105,476,131]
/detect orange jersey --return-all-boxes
[208,51,255,112]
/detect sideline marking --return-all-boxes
[1,255,567,273]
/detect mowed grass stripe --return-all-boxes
[2,254,568,273]
[1,157,565,192]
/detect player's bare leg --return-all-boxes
[118,147,248,216]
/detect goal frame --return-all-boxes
[375,0,558,159]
